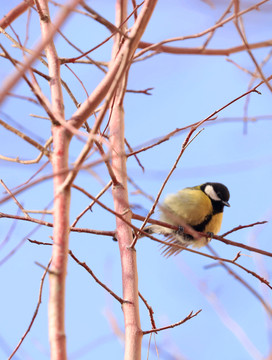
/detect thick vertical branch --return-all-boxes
[69,0,158,130]
[35,1,70,359]
[110,103,142,359]
[109,2,142,359]
[49,126,70,360]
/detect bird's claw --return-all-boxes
[175,226,184,235]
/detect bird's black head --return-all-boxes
[201,182,230,213]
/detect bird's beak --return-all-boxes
[223,201,230,207]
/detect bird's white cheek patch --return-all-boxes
[204,185,221,201]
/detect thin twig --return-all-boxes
[58,28,107,73]
[139,291,157,332]
[201,0,233,49]
[0,208,20,252]
[29,238,125,304]
[126,88,153,95]
[8,259,51,360]
[71,181,112,227]
[212,232,272,258]
[0,0,83,106]
[233,0,272,93]
[69,250,124,304]
[0,180,31,218]
[0,212,115,237]
[130,128,203,248]
[142,310,202,335]
[131,222,272,289]
[135,0,270,58]
[94,141,118,185]
[64,2,143,64]
[125,138,145,172]
[133,213,272,259]
[221,221,267,237]
[205,244,272,318]
[80,1,127,36]
[0,119,51,158]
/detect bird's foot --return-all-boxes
[175,226,184,235]
[206,231,214,239]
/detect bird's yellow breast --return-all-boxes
[161,188,213,226]
[204,212,223,234]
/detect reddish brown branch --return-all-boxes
[65,2,142,64]
[64,63,89,97]
[133,213,272,259]
[0,212,115,237]
[69,250,124,304]
[0,221,45,266]
[0,180,30,218]
[142,310,202,335]
[8,259,51,360]
[0,0,83,106]
[233,1,272,93]
[201,0,234,49]
[135,0,270,58]
[206,245,272,317]
[138,291,157,332]
[71,181,112,227]
[125,138,145,172]
[68,0,155,131]
[126,88,153,95]
[0,0,34,29]
[95,141,119,185]
[221,221,267,237]
[211,233,272,258]
[131,215,272,288]
[136,39,272,57]
[0,118,51,158]
[0,76,269,206]
[80,1,127,36]
[28,239,125,303]
[130,126,203,248]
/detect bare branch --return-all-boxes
[130,127,204,248]
[138,291,157,332]
[71,181,112,227]
[68,0,155,130]
[0,0,83,106]
[0,118,51,157]
[142,310,202,335]
[233,0,272,93]
[0,180,31,218]
[8,259,51,360]
[69,250,124,304]
[0,0,34,29]
[135,0,270,58]
[221,221,268,237]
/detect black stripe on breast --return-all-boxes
[192,213,212,232]
[176,214,213,242]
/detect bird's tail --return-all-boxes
[138,225,189,257]
[160,235,189,257]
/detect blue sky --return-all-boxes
[1,1,272,359]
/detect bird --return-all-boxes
[142,182,230,256]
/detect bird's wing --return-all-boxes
[161,187,213,226]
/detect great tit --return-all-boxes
[143,182,230,256]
